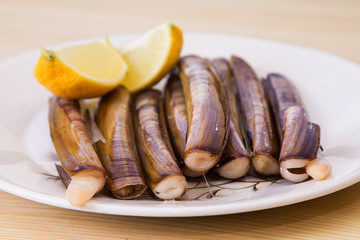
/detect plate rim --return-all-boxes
[1,170,359,217]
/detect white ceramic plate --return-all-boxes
[0,33,360,217]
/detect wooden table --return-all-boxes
[1,0,359,239]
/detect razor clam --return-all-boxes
[231,56,279,176]
[164,71,206,177]
[95,87,146,199]
[263,74,331,182]
[49,97,105,206]
[178,55,229,172]
[211,58,251,179]
[279,106,325,182]
[262,73,302,140]
[133,89,187,199]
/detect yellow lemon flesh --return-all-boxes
[34,41,127,99]
[120,22,183,92]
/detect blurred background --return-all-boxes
[1,0,359,62]
[1,1,360,239]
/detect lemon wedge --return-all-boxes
[119,22,183,92]
[34,40,127,99]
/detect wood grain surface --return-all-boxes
[1,0,360,239]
